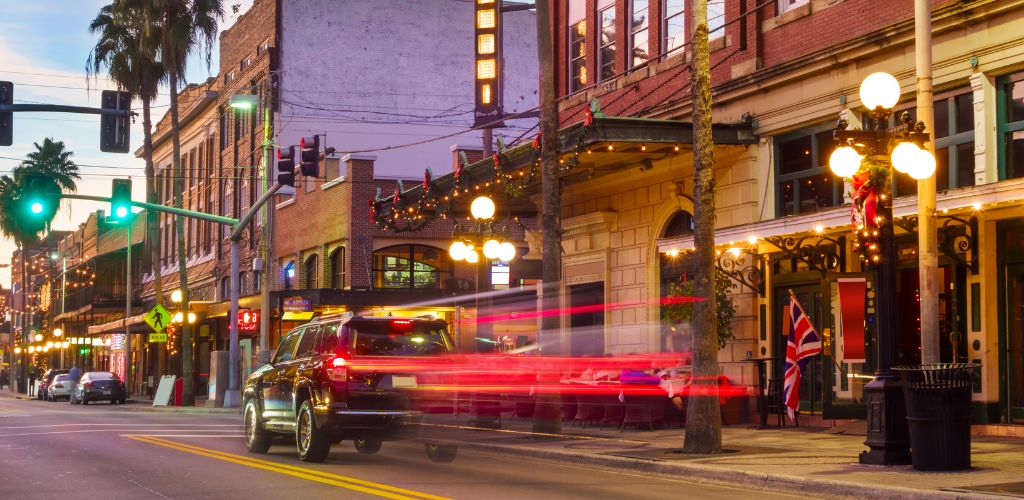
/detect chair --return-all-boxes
[560,392,578,422]
[765,377,790,427]
[598,395,625,429]
[510,395,535,420]
[572,394,604,426]
[621,395,665,431]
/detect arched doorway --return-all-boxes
[659,210,696,353]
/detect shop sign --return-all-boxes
[238,310,259,332]
[283,296,312,312]
[148,332,167,343]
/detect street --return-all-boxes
[0,396,803,500]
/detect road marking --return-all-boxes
[0,423,237,429]
[128,435,449,500]
[0,429,240,437]
[121,434,243,438]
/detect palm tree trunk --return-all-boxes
[533,0,563,436]
[682,0,722,454]
[142,96,163,308]
[169,66,194,406]
[19,242,29,392]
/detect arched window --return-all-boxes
[283,261,295,290]
[372,245,451,289]
[330,248,345,289]
[662,210,694,237]
[304,254,319,289]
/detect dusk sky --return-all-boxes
[0,0,253,287]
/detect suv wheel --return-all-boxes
[296,400,330,462]
[244,400,272,453]
[424,443,458,463]
[353,438,382,455]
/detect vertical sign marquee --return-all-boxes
[474,0,503,126]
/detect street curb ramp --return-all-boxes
[458,441,1005,500]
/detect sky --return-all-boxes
[0,0,254,288]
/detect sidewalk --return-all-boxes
[435,416,1024,499]
[0,386,237,415]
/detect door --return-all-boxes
[569,283,605,356]
[774,283,825,416]
[1004,264,1024,423]
[262,328,302,419]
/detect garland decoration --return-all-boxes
[849,158,888,265]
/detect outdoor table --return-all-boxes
[741,357,776,429]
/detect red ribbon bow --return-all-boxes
[851,171,877,228]
[584,107,594,126]
[532,132,542,150]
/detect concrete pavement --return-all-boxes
[0,394,803,499]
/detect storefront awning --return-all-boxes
[281,311,315,321]
[87,312,149,335]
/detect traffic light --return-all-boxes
[100,90,131,153]
[0,81,11,146]
[19,172,61,233]
[299,135,319,177]
[277,146,295,187]
[111,178,132,220]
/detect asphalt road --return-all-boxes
[0,395,802,500]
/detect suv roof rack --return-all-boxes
[313,311,354,323]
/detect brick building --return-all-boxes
[375,0,1024,426]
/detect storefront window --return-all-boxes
[774,125,842,216]
[1000,72,1024,180]
[372,245,451,290]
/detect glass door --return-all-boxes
[774,283,825,416]
[1004,264,1024,423]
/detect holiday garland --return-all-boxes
[849,158,888,266]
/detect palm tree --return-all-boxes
[88,0,168,310]
[683,0,722,454]
[1,139,79,393]
[18,139,81,192]
[153,0,224,406]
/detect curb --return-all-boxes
[117,401,239,415]
[457,441,1005,500]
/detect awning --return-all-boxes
[87,313,149,335]
[281,311,314,321]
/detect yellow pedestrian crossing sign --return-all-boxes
[144,304,171,333]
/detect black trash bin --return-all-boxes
[893,363,979,471]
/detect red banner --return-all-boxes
[837,278,867,363]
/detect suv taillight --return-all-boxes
[326,356,347,382]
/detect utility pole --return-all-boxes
[683,0,723,454]
[259,104,274,354]
[915,0,939,364]
[533,0,563,436]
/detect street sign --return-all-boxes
[144,304,171,333]
[148,333,167,343]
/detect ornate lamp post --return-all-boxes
[829,72,936,466]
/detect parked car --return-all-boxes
[70,371,126,405]
[47,374,75,401]
[242,314,458,463]
[38,369,69,401]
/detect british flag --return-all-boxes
[783,293,822,421]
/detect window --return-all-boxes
[273,329,301,363]
[663,210,694,237]
[1000,72,1024,180]
[568,0,587,93]
[630,0,650,68]
[316,323,339,354]
[709,0,725,40]
[283,261,295,290]
[350,322,452,356]
[330,248,346,289]
[598,2,616,81]
[239,273,248,296]
[240,56,252,72]
[775,125,842,216]
[295,326,319,359]
[372,245,451,290]
[304,254,319,289]
[220,277,230,300]
[253,270,261,292]
[224,70,236,84]
[257,39,269,57]
[664,0,685,56]
[778,0,809,14]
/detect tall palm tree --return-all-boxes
[88,0,168,310]
[1,140,79,393]
[153,0,224,406]
[18,139,81,192]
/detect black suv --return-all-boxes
[242,314,458,463]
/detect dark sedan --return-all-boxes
[70,371,126,405]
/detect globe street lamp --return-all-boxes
[829,72,935,466]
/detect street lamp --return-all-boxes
[828,71,935,466]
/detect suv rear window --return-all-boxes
[349,321,451,356]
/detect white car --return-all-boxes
[48,374,74,401]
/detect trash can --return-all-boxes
[893,363,979,471]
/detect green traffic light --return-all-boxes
[30,201,44,214]
[115,205,129,218]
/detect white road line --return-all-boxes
[0,429,241,437]
[120,434,244,438]
[0,423,237,429]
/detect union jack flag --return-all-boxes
[783,293,822,421]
